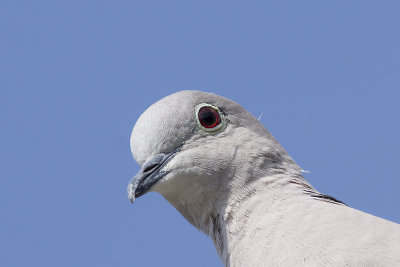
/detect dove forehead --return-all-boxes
[131,91,225,165]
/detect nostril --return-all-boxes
[143,164,158,173]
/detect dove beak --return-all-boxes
[127,147,181,203]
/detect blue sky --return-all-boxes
[1,1,399,266]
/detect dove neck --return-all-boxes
[211,169,307,262]
[162,128,314,264]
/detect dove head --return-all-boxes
[128,90,302,231]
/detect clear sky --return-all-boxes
[1,1,399,266]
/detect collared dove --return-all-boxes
[127,90,400,266]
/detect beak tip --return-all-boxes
[128,193,135,204]
[127,184,136,204]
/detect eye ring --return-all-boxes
[195,103,225,132]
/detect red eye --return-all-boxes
[198,106,221,128]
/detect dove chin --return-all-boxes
[127,147,181,203]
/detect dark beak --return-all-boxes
[127,147,180,203]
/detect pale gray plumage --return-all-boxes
[127,90,400,266]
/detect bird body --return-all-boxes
[128,90,400,266]
[223,194,400,266]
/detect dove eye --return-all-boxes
[195,104,224,132]
[198,106,220,128]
